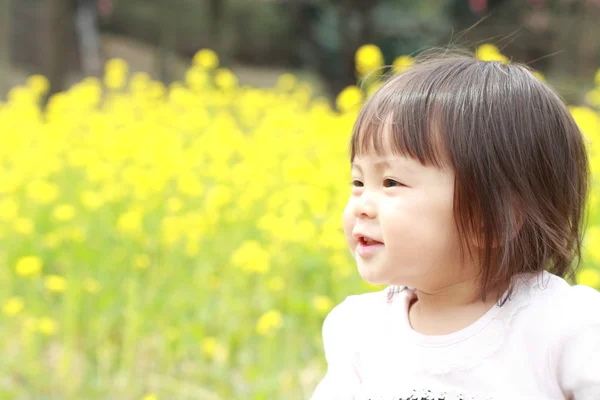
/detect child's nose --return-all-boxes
[353,196,377,219]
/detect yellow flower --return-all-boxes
[142,393,158,400]
[336,85,362,113]
[26,180,60,205]
[44,275,67,293]
[570,106,600,143]
[149,81,166,99]
[52,204,75,222]
[201,336,217,357]
[129,71,151,93]
[134,254,151,270]
[7,86,34,104]
[585,88,600,108]
[38,317,58,335]
[230,240,271,274]
[215,68,238,90]
[476,44,509,64]
[583,227,600,263]
[312,295,334,315]
[27,74,50,96]
[193,49,219,69]
[0,172,19,195]
[392,55,415,73]
[266,276,285,293]
[75,78,102,107]
[3,297,24,317]
[578,268,600,289]
[200,336,228,362]
[176,172,204,197]
[185,68,210,91]
[117,208,144,235]
[355,44,384,76]
[83,278,101,294]
[256,310,283,336]
[205,185,232,211]
[104,58,129,90]
[15,256,43,277]
[80,191,104,211]
[166,197,183,214]
[532,71,545,82]
[0,198,19,221]
[14,217,34,235]
[185,236,200,257]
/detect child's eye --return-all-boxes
[351,179,364,187]
[383,178,405,188]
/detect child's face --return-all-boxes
[342,144,472,290]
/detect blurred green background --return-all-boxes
[0,1,599,399]
[2,0,600,101]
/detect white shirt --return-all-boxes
[310,272,600,400]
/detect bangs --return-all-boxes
[350,101,447,169]
[349,59,471,169]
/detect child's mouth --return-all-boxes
[356,236,384,258]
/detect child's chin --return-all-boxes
[357,265,389,286]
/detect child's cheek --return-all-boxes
[342,201,357,249]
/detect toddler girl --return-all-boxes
[310,53,600,399]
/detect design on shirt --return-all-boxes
[366,388,493,400]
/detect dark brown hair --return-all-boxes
[350,52,590,303]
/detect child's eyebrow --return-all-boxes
[351,160,392,171]
[373,160,392,169]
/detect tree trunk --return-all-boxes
[0,0,12,98]
[74,0,102,77]
[46,0,74,98]
[287,0,317,66]
[208,0,224,59]
[157,0,177,83]
[287,2,333,91]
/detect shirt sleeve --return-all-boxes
[556,285,600,400]
[309,297,363,400]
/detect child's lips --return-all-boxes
[355,235,384,258]
[352,231,382,244]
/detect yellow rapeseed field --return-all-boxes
[0,44,599,399]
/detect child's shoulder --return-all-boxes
[526,273,600,397]
[321,288,399,344]
[325,289,389,324]
[528,272,600,306]
[524,272,600,328]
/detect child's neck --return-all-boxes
[407,279,499,336]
